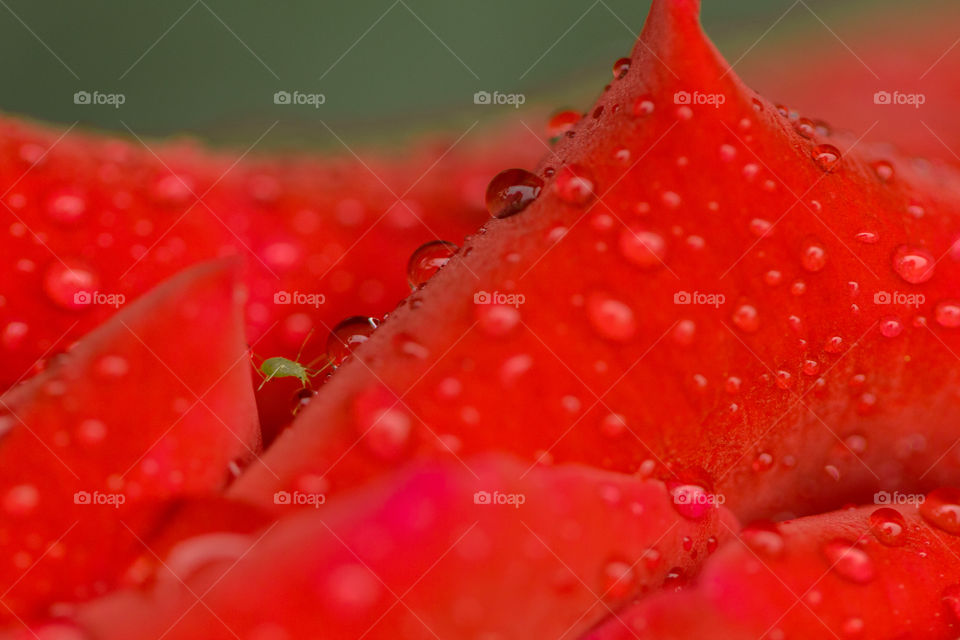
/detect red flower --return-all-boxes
[3,0,960,638]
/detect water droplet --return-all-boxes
[872,160,894,182]
[719,144,737,162]
[619,228,666,269]
[802,359,820,376]
[632,95,654,117]
[407,240,458,288]
[393,333,429,359]
[824,336,844,354]
[942,584,960,622]
[327,316,379,366]
[841,617,864,637]
[553,164,595,205]
[764,270,783,286]
[794,118,816,139]
[363,407,411,460]
[749,218,773,238]
[667,482,714,520]
[775,370,794,390]
[673,319,695,346]
[822,539,874,583]
[801,241,827,272]
[752,452,773,472]
[879,316,904,338]
[612,57,631,79]
[920,488,960,534]
[732,304,759,333]
[741,521,784,558]
[587,294,636,342]
[725,376,742,394]
[812,144,841,172]
[869,508,906,546]
[4,484,39,515]
[893,246,935,284]
[855,231,879,244]
[600,413,627,438]
[291,388,316,415]
[935,301,960,328]
[600,559,636,599]
[43,261,99,310]
[546,110,581,138]
[485,169,543,219]
[475,303,521,337]
[77,418,107,444]
[45,188,87,223]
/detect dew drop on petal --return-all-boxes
[942,584,960,622]
[619,228,666,269]
[632,95,654,117]
[935,301,960,328]
[812,144,842,171]
[801,241,827,272]
[600,559,636,600]
[327,316,380,366]
[732,304,759,333]
[485,169,543,219]
[553,164,595,205]
[43,261,100,310]
[612,57,631,79]
[546,110,581,138]
[893,246,936,284]
[855,231,879,244]
[920,488,960,534]
[872,160,894,182]
[407,240,458,288]
[45,188,87,224]
[587,294,636,342]
[879,317,904,338]
[869,508,907,546]
[4,484,39,516]
[822,539,874,583]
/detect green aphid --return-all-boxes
[254,331,331,390]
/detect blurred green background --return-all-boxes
[0,0,897,149]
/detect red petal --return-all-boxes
[0,260,257,621]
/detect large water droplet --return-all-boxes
[893,246,936,284]
[822,539,874,583]
[611,57,631,79]
[327,316,379,366]
[869,508,907,546]
[871,160,894,182]
[407,240,458,289]
[801,241,827,272]
[879,316,904,338]
[485,169,543,219]
[920,488,960,534]
[667,482,715,520]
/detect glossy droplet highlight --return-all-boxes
[407,240,458,288]
[587,294,636,342]
[879,316,904,338]
[812,144,841,172]
[553,164,595,205]
[801,241,827,272]
[920,488,960,534]
[855,231,879,244]
[485,169,543,219]
[600,559,636,600]
[45,187,87,223]
[822,539,874,583]
[893,246,936,284]
[872,160,894,182]
[546,110,581,138]
[619,228,666,269]
[43,261,99,310]
[869,508,907,546]
[632,95,654,117]
[935,301,960,328]
[612,57,631,79]
[732,304,759,333]
[327,316,380,366]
